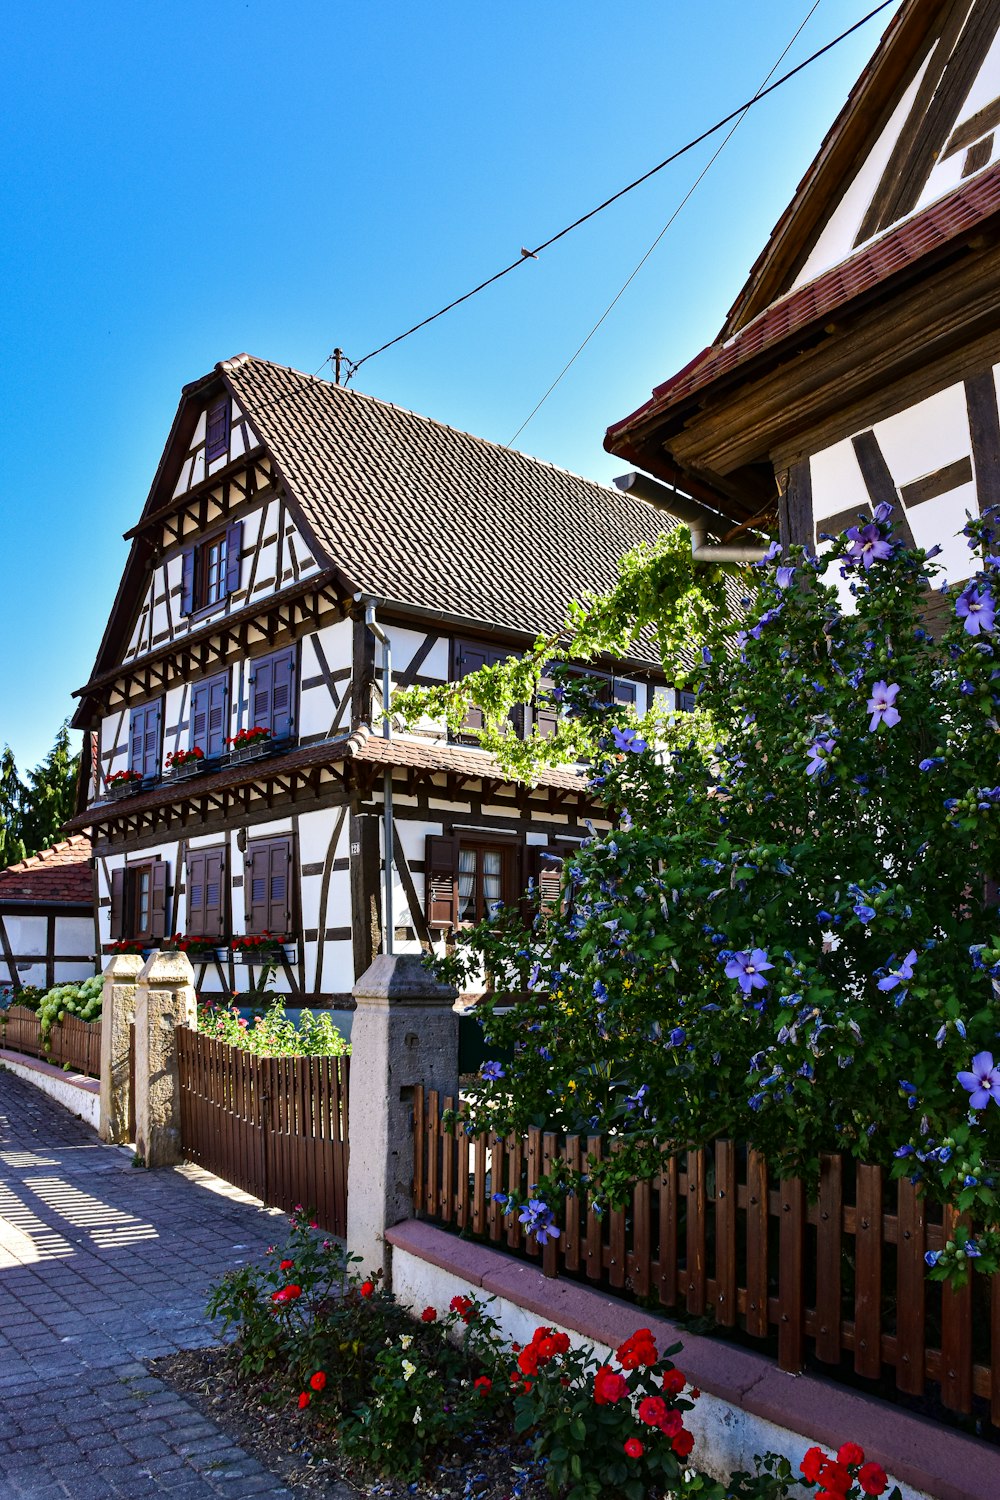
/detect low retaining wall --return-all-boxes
[386,1220,1000,1500]
[0,1048,100,1131]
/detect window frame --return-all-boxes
[110,858,168,943]
[247,645,298,742]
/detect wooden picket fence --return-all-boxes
[0,1003,101,1078]
[176,1028,350,1237]
[414,1089,1000,1429]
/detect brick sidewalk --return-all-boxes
[0,1067,300,1499]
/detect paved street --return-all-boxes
[0,1068,298,1499]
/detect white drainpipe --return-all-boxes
[614,470,768,564]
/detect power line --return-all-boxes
[504,0,826,447]
[340,0,896,384]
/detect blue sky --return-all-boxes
[1,1,896,774]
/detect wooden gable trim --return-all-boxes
[124,448,270,542]
[722,0,954,335]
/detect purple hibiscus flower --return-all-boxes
[956,584,996,636]
[612,727,647,754]
[867,680,900,733]
[775,566,796,589]
[957,1052,1000,1109]
[724,948,774,995]
[846,522,893,570]
[877,949,918,992]
[480,1060,506,1081]
[805,736,835,777]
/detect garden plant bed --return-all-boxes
[151,1343,549,1499]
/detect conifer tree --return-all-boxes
[19,724,79,857]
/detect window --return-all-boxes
[205,399,230,463]
[244,836,295,935]
[425,833,519,929]
[190,672,229,758]
[676,689,697,713]
[128,699,162,780]
[186,846,226,938]
[248,646,297,740]
[179,520,243,616]
[110,860,168,942]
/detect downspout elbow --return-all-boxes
[690,524,769,565]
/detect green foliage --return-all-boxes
[197,998,350,1056]
[433,507,1000,1282]
[37,975,102,1044]
[0,724,80,866]
[0,983,45,1013]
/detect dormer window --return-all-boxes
[206,399,230,463]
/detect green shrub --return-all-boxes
[37,975,102,1045]
[197,998,349,1057]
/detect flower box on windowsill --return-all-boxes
[232,943,297,967]
[168,760,208,782]
[227,738,273,765]
[105,776,145,802]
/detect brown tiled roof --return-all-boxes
[64,729,594,831]
[0,835,93,905]
[606,162,1000,447]
[219,356,668,663]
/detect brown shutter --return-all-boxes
[454,641,489,738]
[150,861,168,941]
[533,667,560,739]
[245,841,269,934]
[128,706,145,774]
[180,548,196,615]
[425,834,459,930]
[110,868,125,938]
[268,838,293,934]
[225,521,243,596]
[249,656,273,732]
[270,649,296,740]
[205,847,226,937]
[141,700,162,779]
[525,845,564,918]
[186,850,206,934]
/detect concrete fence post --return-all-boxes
[347,952,459,1280]
[99,953,143,1145]
[134,949,196,1168]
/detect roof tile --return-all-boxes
[0,835,93,905]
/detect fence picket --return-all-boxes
[745,1150,769,1338]
[815,1154,843,1364]
[778,1175,805,1373]
[715,1140,736,1326]
[940,1206,974,1412]
[854,1165,883,1379]
[896,1175,926,1396]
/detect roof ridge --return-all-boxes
[227,354,631,499]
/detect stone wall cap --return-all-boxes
[138,949,196,983]
[102,952,145,979]
[353,952,458,1006]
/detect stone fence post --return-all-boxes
[134,950,196,1167]
[99,953,143,1145]
[346,952,459,1279]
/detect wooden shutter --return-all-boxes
[186,850,206,934]
[533,667,560,740]
[190,682,209,755]
[180,548,195,615]
[525,845,564,918]
[250,655,273,732]
[270,649,296,740]
[128,706,145,774]
[150,861,168,941]
[245,843,268,934]
[142,700,162,778]
[205,847,226,937]
[110,868,125,938]
[206,399,229,462]
[225,520,243,596]
[267,839,293,933]
[454,641,489,737]
[425,834,459,930]
[207,673,228,757]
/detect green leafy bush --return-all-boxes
[37,975,102,1044]
[197,999,349,1056]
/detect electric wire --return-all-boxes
[335,0,896,385]
[503,0,826,447]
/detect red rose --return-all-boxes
[838,1443,865,1468]
[359,1280,374,1298]
[297,1391,309,1409]
[421,1306,437,1323]
[449,1294,476,1323]
[659,1409,683,1438]
[309,1371,326,1392]
[271,1284,301,1304]
[624,1438,644,1459]
[594,1365,629,1405]
[662,1368,686,1394]
[672,1428,694,1458]
[474,1376,492,1393]
[279,1259,294,1271]
[858,1463,889,1496]
[818,1460,852,1496]
[535,1335,559,1363]
[801,1447,827,1484]
[550,1331,570,1355]
[617,1328,658,1368]
[518,1346,540,1376]
[637,1395,668,1428]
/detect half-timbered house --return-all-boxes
[68,355,674,1005]
[605,0,1000,605]
[0,835,96,993]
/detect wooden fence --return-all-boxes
[0,1004,101,1078]
[414,1089,1000,1429]
[176,1028,350,1237]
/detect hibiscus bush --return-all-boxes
[412,508,1000,1281]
